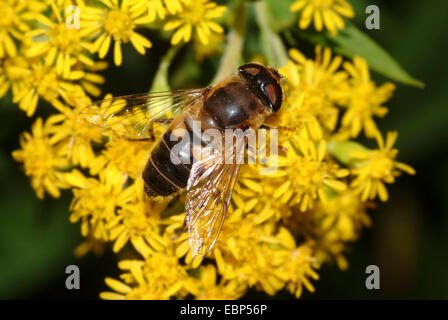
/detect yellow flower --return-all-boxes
[313,229,348,269]
[12,118,69,199]
[307,189,373,269]
[45,103,104,168]
[13,61,88,116]
[108,199,167,253]
[66,165,136,240]
[100,253,192,299]
[74,235,107,258]
[350,131,415,201]
[283,245,319,298]
[89,137,149,178]
[144,0,183,21]
[213,219,318,297]
[214,220,283,295]
[0,0,46,58]
[340,56,395,138]
[82,0,153,66]
[278,138,349,211]
[278,46,348,140]
[232,169,293,224]
[315,190,372,242]
[68,60,108,97]
[290,0,354,35]
[0,54,29,99]
[163,0,226,45]
[25,5,95,77]
[194,264,245,300]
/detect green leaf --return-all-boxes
[254,1,289,67]
[329,23,424,88]
[264,0,297,32]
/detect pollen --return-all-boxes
[104,10,135,42]
[48,24,80,51]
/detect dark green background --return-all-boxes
[0,0,446,299]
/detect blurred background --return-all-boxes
[0,0,447,299]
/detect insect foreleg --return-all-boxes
[152,119,174,124]
[260,124,301,131]
[142,118,174,141]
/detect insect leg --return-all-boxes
[152,119,174,124]
[260,124,300,131]
[145,118,174,141]
[124,137,154,142]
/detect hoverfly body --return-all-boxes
[80,63,284,257]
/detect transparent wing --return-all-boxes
[79,88,205,140]
[185,137,245,257]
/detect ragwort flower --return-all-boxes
[82,0,153,66]
[25,4,95,77]
[290,0,355,35]
[66,166,136,240]
[12,118,70,199]
[0,54,29,99]
[340,57,396,138]
[278,46,348,140]
[278,138,349,211]
[0,0,46,58]
[101,251,193,299]
[13,61,87,116]
[350,131,415,201]
[163,0,226,45]
[45,103,104,168]
[143,0,183,21]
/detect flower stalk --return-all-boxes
[254,1,289,67]
[212,0,247,83]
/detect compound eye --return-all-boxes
[239,64,262,77]
[243,67,260,76]
[264,83,278,107]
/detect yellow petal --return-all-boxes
[114,41,122,66]
[105,277,131,294]
[325,179,347,192]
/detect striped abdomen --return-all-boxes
[143,117,193,196]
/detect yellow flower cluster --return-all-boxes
[8,0,415,299]
[0,0,226,116]
[290,0,355,35]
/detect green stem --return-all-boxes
[254,1,289,67]
[212,1,247,84]
[150,44,183,93]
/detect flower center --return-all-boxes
[26,139,56,178]
[368,153,393,179]
[182,4,206,24]
[30,65,59,99]
[49,23,80,51]
[350,81,376,114]
[104,10,135,41]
